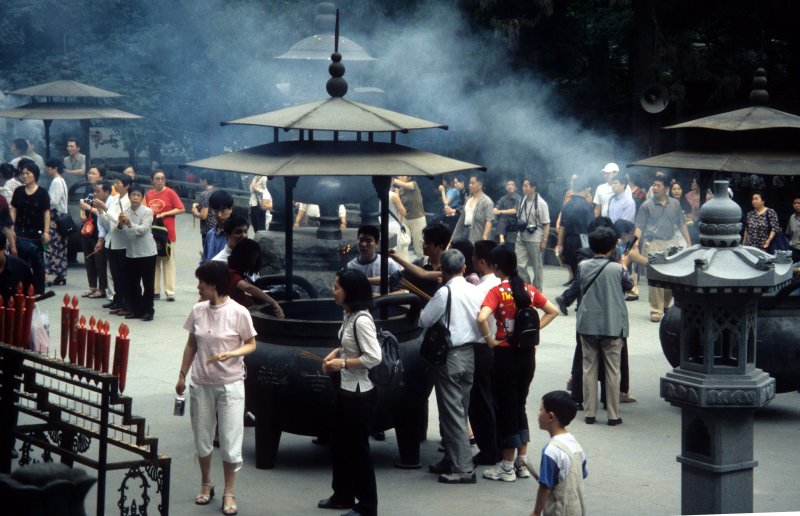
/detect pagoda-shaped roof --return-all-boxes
[664,106,800,131]
[9,80,124,99]
[0,101,142,121]
[185,140,483,177]
[223,97,446,133]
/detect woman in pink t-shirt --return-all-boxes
[176,261,257,515]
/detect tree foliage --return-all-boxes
[1,0,798,167]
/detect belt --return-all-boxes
[451,342,478,350]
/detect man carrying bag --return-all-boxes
[419,249,484,484]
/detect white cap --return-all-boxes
[602,162,620,173]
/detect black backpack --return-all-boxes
[352,313,405,395]
[504,304,540,348]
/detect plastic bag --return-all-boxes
[29,306,49,353]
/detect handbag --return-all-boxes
[768,231,791,253]
[80,216,95,239]
[389,210,411,247]
[419,286,451,365]
[55,212,78,238]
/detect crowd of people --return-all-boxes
[5,136,800,515]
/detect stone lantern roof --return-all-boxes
[647,180,793,294]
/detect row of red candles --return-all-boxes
[60,293,131,392]
[0,284,36,348]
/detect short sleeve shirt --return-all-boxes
[11,186,50,239]
[145,187,185,242]
[539,433,588,489]
[183,299,257,385]
[197,187,216,237]
[481,280,547,347]
[347,254,401,293]
[635,197,684,241]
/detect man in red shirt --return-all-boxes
[144,170,184,301]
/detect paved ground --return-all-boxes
[29,214,800,515]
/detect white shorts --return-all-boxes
[189,380,245,467]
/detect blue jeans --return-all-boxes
[17,238,45,294]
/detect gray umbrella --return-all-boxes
[0,58,142,160]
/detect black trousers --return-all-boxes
[127,254,156,317]
[81,236,107,291]
[492,347,535,450]
[469,343,498,461]
[331,387,378,516]
[107,248,129,310]
[250,206,266,232]
[570,336,630,403]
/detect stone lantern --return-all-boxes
[647,180,793,515]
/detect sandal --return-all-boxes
[81,289,97,297]
[620,393,638,403]
[222,493,237,515]
[195,483,215,506]
[88,290,106,299]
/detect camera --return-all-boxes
[174,396,185,416]
[516,220,538,233]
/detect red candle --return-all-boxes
[60,294,70,359]
[13,283,25,347]
[0,296,6,347]
[101,320,111,373]
[4,297,15,346]
[68,296,79,364]
[76,316,87,367]
[93,320,103,372]
[87,316,97,370]
[114,323,130,392]
[22,285,35,350]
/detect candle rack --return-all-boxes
[0,339,169,515]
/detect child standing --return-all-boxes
[532,391,587,516]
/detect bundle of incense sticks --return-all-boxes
[298,350,324,362]
[399,277,432,301]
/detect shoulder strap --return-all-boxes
[442,286,452,329]
[580,259,612,297]
[350,312,370,354]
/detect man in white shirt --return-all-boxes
[96,174,132,313]
[346,225,401,293]
[471,240,500,466]
[420,249,483,484]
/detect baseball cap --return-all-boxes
[602,162,620,174]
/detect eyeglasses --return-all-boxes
[153,177,166,181]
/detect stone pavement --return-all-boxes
[31,214,800,515]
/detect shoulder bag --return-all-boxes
[419,286,451,365]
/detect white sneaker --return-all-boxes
[515,461,531,479]
[482,463,516,482]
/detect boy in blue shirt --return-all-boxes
[532,391,587,516]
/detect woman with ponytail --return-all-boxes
[477,245,559,482]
